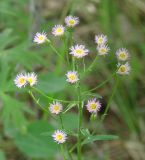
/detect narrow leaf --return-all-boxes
[82,135,119,145]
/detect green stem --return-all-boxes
[77,85,83,160]
[63,35,70,67]
[83,58,86,72]
[100,75,119,123]
[29,90,48,113]
[91,75,119,135]
[86,56,99,73]
[28,90,56,120]
[48,41,64,61]
[72,57,75,70]
[59,114,64,129]
[61,145,67,160]
[59,114,72,160]
[80,56,99,79]
[32,87,77,104]
[83,72,116,94]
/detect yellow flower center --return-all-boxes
[53,105,60,111]
[90,103,97,110]
[119,52,126,59]
[69,74,76,80]
[56,134,63,141]
[120,66,126,72]
[19,78,25,84]
[100,48,106,53]
[38,36,44,41]
[98,38,103,44]
[27,77,33,84]
[76,49,83,54]
[69,19,75,25]
[56,28,63,33]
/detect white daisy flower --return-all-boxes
[49,101,63,114]
[116,48,130,61]
[14,73,27,88]
[33,31,47,44]
[65,15,79,27]
[52,25,65,36]
[69,44,89,58]
[95,34,107,45]
[26,72,37,86]
[97,44,110,56]
[86,98,101,114]
[66,71,79,84]
[52,130,67,144]
[117,62,131,75]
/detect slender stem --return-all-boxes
[29,90,48,113]
[91,75,119,135]
[69,143,77,153]
[63,34,70,67]
[48,41,64,61]
[80,56,99,80]
[32,87,77,103]
[83,72,116,94]
[59,114,64,129]
[61,145,67,160]
[100,75,119,123]
[77,85,83,160]
[59,114,67,160]
[28,90,56,120]
[86,56,99,73]
[72,57,75,70]
[83,58,86,72]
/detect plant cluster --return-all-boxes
[14,15,131,160]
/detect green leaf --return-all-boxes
[0,29,18,50]
[14,121,59,159]
[81,128,91,137]
[63,102,78,113]
[83,92,102,99]
[82,135,119,145]
[37,73,67,94]
[0,150,6,160]
[59,113,78,130]
[0,93,29,137]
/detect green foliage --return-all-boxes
[0,93,28,136]
[82,135,119,145]
[0,0,145,159]
[0,150,6,160]
[37,73,67,94]
[14,121,59,159]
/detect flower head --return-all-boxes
[52,130,67,144]
[66,71,79,84]
[86,98,101,114]
[65,15,79,27]
[49,101,63,114]
[33,32,47,44]
[116,48,130,61]
[95,34,107,45]
[69,44,89,58]
[26,72,37,86]
[117,62,131,75]
[14,73,27,88]
[97,44,110,56]
[52,25,65,36]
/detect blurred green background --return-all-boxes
[0,0,145,160]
